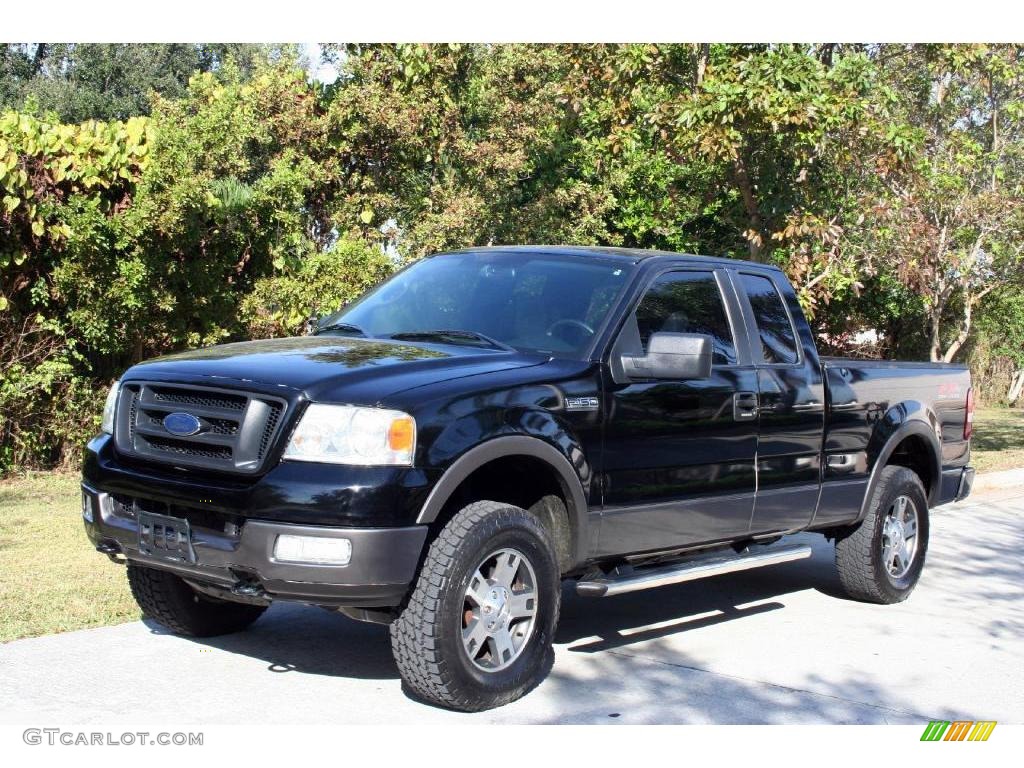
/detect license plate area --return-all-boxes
[138,510,195,563]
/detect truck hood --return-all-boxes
[124,336,550,404]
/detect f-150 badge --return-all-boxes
[565,396,600,411]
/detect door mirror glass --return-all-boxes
[621,332,713,380]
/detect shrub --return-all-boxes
[241,239,395,339]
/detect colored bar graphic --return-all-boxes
[944,721,973,741]
[968,722,997,742]
[920,720,996,742]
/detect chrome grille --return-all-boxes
[114,382,289,474]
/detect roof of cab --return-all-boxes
[436,245,782,272]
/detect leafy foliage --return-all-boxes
[863,45,1024,362]
[1,43,1023,473]
[0,44,295,122]
[0,64,353,471]
[323,44,616,256]
[0,111,152,468]
[241,241,394,338]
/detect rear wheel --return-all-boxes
[835,466,929,604]
[390,500,560,711]
[127,564,267,637]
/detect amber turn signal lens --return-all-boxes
[388,416,416,453]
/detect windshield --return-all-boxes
[319,252,633,357]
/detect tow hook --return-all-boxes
[95,539,126,564]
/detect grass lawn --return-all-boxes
[0,408,1021,644]
[0,473,138,643]
[971,407,1024,473]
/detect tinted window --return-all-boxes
[739,273,798,364]
[321,253,631,357]
[634,271,737,365]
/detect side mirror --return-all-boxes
[621,332,713,381]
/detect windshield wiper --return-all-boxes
[315,321,368,337]
[388,329,512,351]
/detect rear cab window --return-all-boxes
[738,273,799,365]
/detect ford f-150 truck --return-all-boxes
[82,246,974,711]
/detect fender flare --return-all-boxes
[858,418,942,521]
[416,436,590,567]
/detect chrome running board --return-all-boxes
[576,544,813,597]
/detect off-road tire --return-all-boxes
[835,465,930,604]
[127,564,267,637]
[390,500,561,711]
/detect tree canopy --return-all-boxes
[0,44,295,122]
[1,42,1023,472]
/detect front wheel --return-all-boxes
[834,466,930,604]
[390,501,561,711]
[127,564,267,637]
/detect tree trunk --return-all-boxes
[941,306,971,363]
[939,239,994,363]
[695,44,709,89]
[731,152,764,262]
[31,43,47,75]
[939,291,974,363]
[819,44,836,68]
[928,302,944,363]
[1008,370,1024,406]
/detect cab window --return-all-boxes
[738,273,799,365]
[633,271,737,365]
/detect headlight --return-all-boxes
[283,404,416,466]
[101,381,120,435]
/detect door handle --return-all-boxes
[831,401,859,411]
[733,391,759,421]
[791,401,824,412]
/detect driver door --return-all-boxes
[596,268,759,557]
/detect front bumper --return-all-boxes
[82,482,427,607]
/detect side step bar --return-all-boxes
[576,544,813,597]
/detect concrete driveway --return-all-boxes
[2,487,1022,725]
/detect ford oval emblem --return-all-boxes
[163,412,202,437]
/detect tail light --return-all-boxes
[964,387,975,440]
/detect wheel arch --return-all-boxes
[859,416,942,522]
[416,436,590,571]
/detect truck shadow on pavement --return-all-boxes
[540,534,976,725]
[556,532,843,652]
[145,534,843,690]
[143,605,398,680]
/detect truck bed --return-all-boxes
[813,356,972,529]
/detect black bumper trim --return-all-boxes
[956,466,975,501]
[937,465,975,506]
[83,484,427,607]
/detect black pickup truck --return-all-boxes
[82,246,974,711]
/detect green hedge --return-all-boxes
[0,65,394,473]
